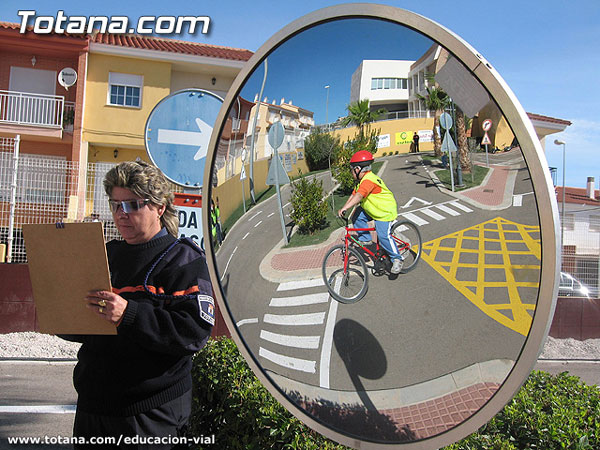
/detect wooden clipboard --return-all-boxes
[23,222,116,335]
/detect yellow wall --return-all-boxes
[332,117,435,155]
[472,103,515,149]
[213,155,309,225]
[83,54,172,149]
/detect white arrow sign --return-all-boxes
[157,118,212,161]
[402,197,432,209]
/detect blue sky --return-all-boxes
[2,0,598,188]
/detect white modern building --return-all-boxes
[350,60,413,119]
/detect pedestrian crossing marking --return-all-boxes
[263,312,326,326]
[420,217,540,336]
[260,330,320,349]
[450,201,473,213]
[269,292,329,307]
[421,208,446,221]
[259,347,316,373]
[401,212,428,226]
[436,204,461,216]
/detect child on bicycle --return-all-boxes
[338,150,403,274]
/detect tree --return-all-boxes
[331,129,378,194]
[341,99,387,140]
[417,86,449,157]
[455,106,472,173]
[289,171,328,235]
[303,128,342,171]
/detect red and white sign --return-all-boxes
[481,132,492,146]
[482,119,493,132]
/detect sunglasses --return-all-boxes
[108,199,150,214]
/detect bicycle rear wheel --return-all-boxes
[322,244,368,303]
[391,220,422,272]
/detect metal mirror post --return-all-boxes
[203,4,559,449]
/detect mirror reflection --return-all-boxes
[209,17,540,443]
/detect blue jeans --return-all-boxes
[353,207,402,261]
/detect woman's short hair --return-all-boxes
[103,161,178,237]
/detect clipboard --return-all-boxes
[23,222,116,335]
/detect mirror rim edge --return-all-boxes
[203,4,560,448]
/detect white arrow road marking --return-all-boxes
[260,330,320,349]
[156,118,212,161]
[236,318,259,327]
[402,196,432,209]
[259,347,316,373]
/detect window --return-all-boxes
[370,78,409,91]
[590,215,600,233]
[108,73,143,108]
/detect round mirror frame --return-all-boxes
[203,4,560,448]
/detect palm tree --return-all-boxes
[455,106,472,173]
[341,99,386,140]
[417,87,449,157]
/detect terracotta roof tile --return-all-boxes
[556,186,600,206]
[527,112,572,126]
[92,32,253,62]
[0,21,88,40]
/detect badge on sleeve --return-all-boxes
[198,295,215,326]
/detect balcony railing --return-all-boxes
[0,90,65,128]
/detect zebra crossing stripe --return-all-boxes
[277,279,325,291]
[435,204,461,216]
[260,330,320,349]
[259,347,316,373]
[450,201,473,212]
[421,208,445,221]
[269,293,329,307]
[400,212,429,226]
[263,312,326,326]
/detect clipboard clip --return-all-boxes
[56,221,65,229]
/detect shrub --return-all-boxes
[303,128,342,171]
[382,152,387,156]
[190,337,347,449]
[445,371,600,449]
[395,151,399,155]
[331,129,378,194]
[288,171,328,235]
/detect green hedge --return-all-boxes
[190,338,600,449]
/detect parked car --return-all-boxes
[559,272,590,298]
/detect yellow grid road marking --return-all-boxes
[420,217,540,336]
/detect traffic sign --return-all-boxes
[439,112,453,130]
[266,154,290,185]
[268,121,285,150]
[482,132,492,145]
[482,119,493,132]
[145,89,223,188]
[240,165,247,181]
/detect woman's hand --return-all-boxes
[85,290,128,325]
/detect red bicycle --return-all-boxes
[321,215,422,303]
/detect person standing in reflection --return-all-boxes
[63,161,214,448]
[412,132,420,153]
[338,150,403,274]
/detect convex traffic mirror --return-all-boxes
[204,4,559,448]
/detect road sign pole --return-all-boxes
[447,132,455,192]
[485,144,489,168]
[241,169,246,214]
[268,121,288,245]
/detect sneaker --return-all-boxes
[391,259,403,274]
[358,240,373,246]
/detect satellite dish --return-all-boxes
[58,68,77,90]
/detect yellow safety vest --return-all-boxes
[358,171,397,222]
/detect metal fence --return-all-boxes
[0,90,66,128]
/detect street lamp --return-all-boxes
[554,139,566,244]
[324,85,330,131]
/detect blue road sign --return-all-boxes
[145,89,223,187]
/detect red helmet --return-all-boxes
[349,150,374,167]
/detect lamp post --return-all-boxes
[554,139,566,245]
[324,85,330,131]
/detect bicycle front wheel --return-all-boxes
[391,220,422,272]
[322,245,368,304]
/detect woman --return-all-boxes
[65,161,213,448]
